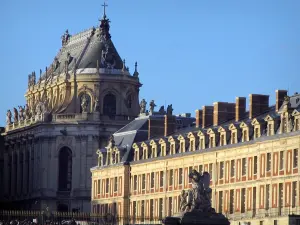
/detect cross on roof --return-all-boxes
[102,1,108,18]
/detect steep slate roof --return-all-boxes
[40,15,125,82]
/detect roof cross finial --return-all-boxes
[102,1,108,18]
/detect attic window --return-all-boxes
[242,130,248,142]
[209,136,214,148]
[190,139,195,151]
[180,142,184,153]
[295,118,300,131]
[199,137,205,150]
[254,127,260,139]
[282,116,288,133]
[267,123,273,136]
[231,132,236,144]
[220,134,225,146]
[170,143,175,155]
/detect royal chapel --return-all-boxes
[1,4,300,225]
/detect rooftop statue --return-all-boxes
[140,99,147,114]
[149,100,156,115]
[167,104,173,116]
[13,108,19,123]
[6,110,12,125]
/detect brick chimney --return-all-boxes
[164,115,176,136]
[235,97,246,122]
[249,94,269,119]
[202,106,214,128]
[213,102,235,126]
[276,90,288,112]
[148,116,165,139]
[195,109,203,128]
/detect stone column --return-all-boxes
[80,136,88,189]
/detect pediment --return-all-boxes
[229,123,238,130]
[217,126,226,132]
[240,121,249,129]
[251,118,261,126]
[158,138,167,144]
[149,139,157,146]
[264,114,275,122]
[141,142,148,148]
[177,134,185,141]
[292,109,300,116]
[168,136,176,142]
[207,128,216,135]
[187,132,196,139]
[197,129,206,137]
[132,143,140,149]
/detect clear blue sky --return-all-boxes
[1,0,300,126]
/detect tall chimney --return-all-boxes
[148,116,165,139]
[202,106,214,128]
[195,109,203,128]
[249,94,269,119]
[276,90,288,112]
[213,102,235,126]
[164,115,176,137]
[235,97,246,122]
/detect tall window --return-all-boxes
[210,136,214,148]
[267,153,271,171]
[151,172,155,189]
[280,151,284,170]
[114,177,118,192]
[160,171,164,187]
[295,118,300,131]
[229,189,234,214]
[159,198,163,219]
[292,181,297,208]
[58,147,72,191]
[242,158,246,176]
[268,124,273,136]
[179,168,183,185]
[293,149,298,168]
[133,175,137,190]
[169,170,173,186]
[231,132,236,144]
[103,93,116,118]
[241,188,246,213]
[266,184,270,210]
[230,160,235,177]
[254,127,259,138]
[219,162,224,179]
[218,191,223,213]
[254,156,258,175]
[220,134,225,146]
[142,174,146,190]
[243,130,247,142]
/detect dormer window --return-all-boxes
[199,138,204,150]
[220,134,225,146]
[134,150,139,161]
[190,139,195,151]
[209,136,215,148]
[254,127,259,139]
[143,148,148,160]
[180,142,185,153]
[282,116,288,133]
[242,129,248,142]
[151,147,156,158]
[170,143,176,155]
[267,123,273,136]
[295,118,300,131]
[231,132,236,144]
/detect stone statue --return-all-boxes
[61,29,70,46]
[179,169,214,213]
[139,99,147,114]
[167,104,173,116]
[96,149,103,167]
[107,135,115,148]
[25,104,31,120]
[13,108,19,123]
[6,110,12,125]
[159,106,166,114]
[149,100,156,115]
[94,97,100,112]
[81,94,89,113]
[18,106,25,121]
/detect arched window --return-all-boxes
[127,94,132,109]
[58,147,72,191]
[103,93,116,118]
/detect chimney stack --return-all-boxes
[195,109,203,128]
[148,117,165,140]
[213,102,235,126]
[235,97,246,122]
[249,94,269,119]
[202,106,214,128]
[164,115,176,137]
[276,90,288,112]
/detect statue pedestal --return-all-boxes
[163,211,230,225]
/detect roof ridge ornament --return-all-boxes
[99,1,111,41]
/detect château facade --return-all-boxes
[91,90,300,225]
[0,10,141,212]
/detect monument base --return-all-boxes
[163,211,230,225]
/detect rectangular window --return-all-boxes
[190,140,194,151]
[199,165,203,173]
[232,132,236,144]
[114,177,117,192]
[220,162,224,179]
[179,168,183,185]
[180,142,184,152]
[169,170,173,186]
[159,198,163,219]
[150,199,154,220]
[243,130,247,142]
[142,174,146,190]
[141,200,145,222]
[241,188,246,213]
[268,124,272,136]
[220,134,225,146]
[209,163,213,179]
[267,153,271,171]
[218,191,223,213]
[280,151,284,170]
[151,172,155,189]
[274,220,278,225]
[254,156,258,175]
[255,127,259,138]
[210,136,214,148]
[97,179,101,195]
[293,149,298,168]
[161,145,165,156]
[168,197,173,216]
[230,189,234,214]
[242,158,246,176]
[230,160,235,177]
[134,175,137,191]
[188,166,193,183]
[266,184,270,210]
[200,138,204,149]
[292,181,297,208]
[106,178,109,193]
[133,201,137,218]
[160,171,164,187]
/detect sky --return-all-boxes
[0,0,300,126]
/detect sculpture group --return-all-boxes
[139,99,173,116]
